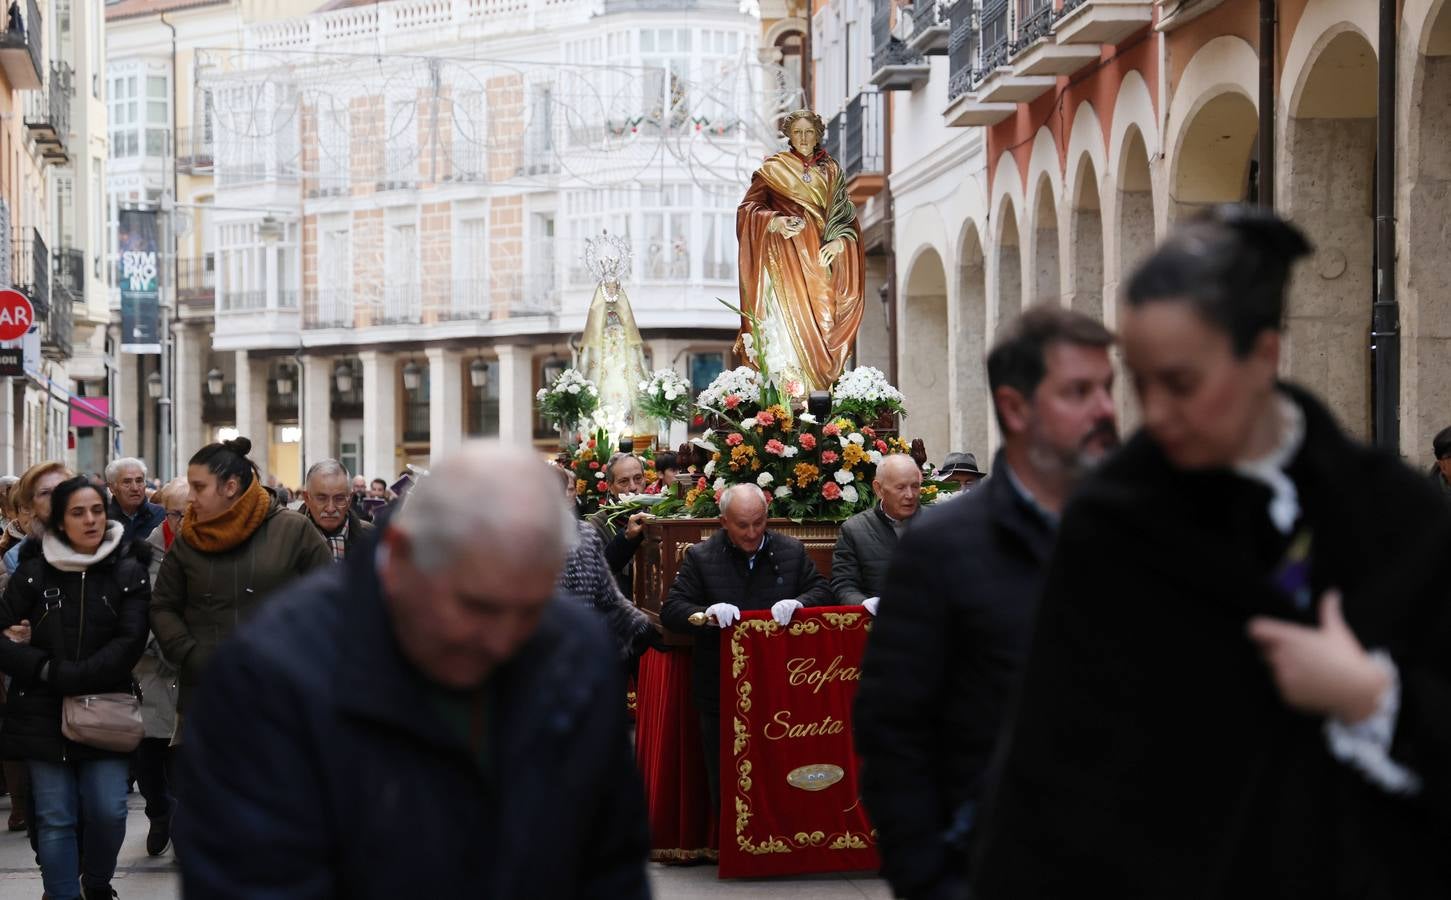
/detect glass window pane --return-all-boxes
[146,130,168,157]
[148,100,168,125]
[147,76,167,99]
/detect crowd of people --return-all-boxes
[0,205,1445,899]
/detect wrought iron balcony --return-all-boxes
[841,92,885,191]
[1053,0,1154,45]
[1013,0,1056,54]
[905,0,951,55]
[24,61,72,165]
[176,257,216,304]
[41,284,70,360]
[871,38,932,90]
[303,286,356,329]
[175,127,214,174]
[10,230,48,311]
[0,0,42,90]
[52,246,84,299]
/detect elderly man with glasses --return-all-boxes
[300,459,376,562]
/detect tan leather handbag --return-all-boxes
[61,692,144,753]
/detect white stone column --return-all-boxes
[302,354,334,472]
[119,353,143,459]
[426,347,464,465]
[172,323,206,474]
[360,350,398,482]
[496,343,535,448]
[0,376,15,475]
[234,350,270,479]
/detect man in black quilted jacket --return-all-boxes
[853,307,1119,900]
[661,484,832,809]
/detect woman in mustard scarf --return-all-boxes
[736,109,866,394]
[148,437,332,740]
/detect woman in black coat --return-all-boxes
[0,477,151,900]
[971,206,1451,899]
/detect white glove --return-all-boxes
[772,598,804,626]
[863,597,880,616]
[705,603,741,628]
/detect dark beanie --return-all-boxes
[1434,426,1451,460]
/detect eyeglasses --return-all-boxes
[166,511,185,522]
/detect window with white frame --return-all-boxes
[454,215,488,313]
[217,222,267,311]
[318,100,350,193]
[383,217,419,322]
[108,72,139,158]
[146,75,170,157]
[639,28,691,125]
[701,184,736,282]
[564,188,631,286]
[450,88,485,181]
[641,184,692,281]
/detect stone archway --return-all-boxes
[1171,91,1259,220]
[1401,0,1451,460]
[902,248,951,462]
[995,200,1023,334]
[1032,175,1061,305]
[956,224,990,458]
[1069,155,1105,320]
[1116,127,1155,288]
[1282,28,1378,439]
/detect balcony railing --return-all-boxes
[41,286,70,359]
[435,278,491,321]
[947,0,977,100]
[24,61,72,164]
[219,289,267,311]
[303,286,356,329]
[1013,0,1056,53]
[53,246,84,299]
[202,382,237,425]
[176,257,215,301]
[841,92,885,181]
[905,0,951,55]
[380,283,422,324]
[0,0,43,90]
[11,230,49,312]
[175,126,214,174]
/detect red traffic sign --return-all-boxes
[0,290,34,342]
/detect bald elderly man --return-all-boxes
[831,454,924,616]
[661,484,832,809]
[176,442,650,899]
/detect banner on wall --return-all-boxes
[719,607,880,879]
[117,209,161,354]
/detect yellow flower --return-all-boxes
[575,479,587,496]
[841,443,867,470]
[793,462,820,489]
[579,449,595,462]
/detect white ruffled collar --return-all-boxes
[1232,392,1305,534]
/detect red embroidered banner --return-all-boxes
[718,606,879,879]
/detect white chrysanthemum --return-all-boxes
[867,450,883,464]
[704,460,716,477]
[798,412,817,424]
[783,446,799,458]
[713,477,727,492]
[833,469,854,485]
[841,485,859,503]
[774,486,791,499]
[756,472,774,487]
[740,418,757,429]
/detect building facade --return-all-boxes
[841,0,1451,467]
[108,0,797,486]
[1,0,109,477]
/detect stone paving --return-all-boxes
[0,794,893,899]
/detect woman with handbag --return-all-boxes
[0,476,151,900]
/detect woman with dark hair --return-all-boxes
[0,476,151,900]
[149,437,331,738]
[971,206,1451,898]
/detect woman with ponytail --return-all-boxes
[971,206,1451,897]
[148,438,331,736]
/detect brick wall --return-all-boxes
[421,201,453,321]
[351,209,383,326]
[490,196,523,318]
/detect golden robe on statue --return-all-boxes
[736,149,866,393]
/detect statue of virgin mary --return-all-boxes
[578,233,650,446]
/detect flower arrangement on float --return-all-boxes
[536,368,599,449]
[566,426,661,518]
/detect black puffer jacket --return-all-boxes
[660,529,831,714]
[0,536,152,762]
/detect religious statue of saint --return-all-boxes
[578,232,650,444]
[736,109,866,394]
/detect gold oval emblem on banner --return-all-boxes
[786,764,845,792]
